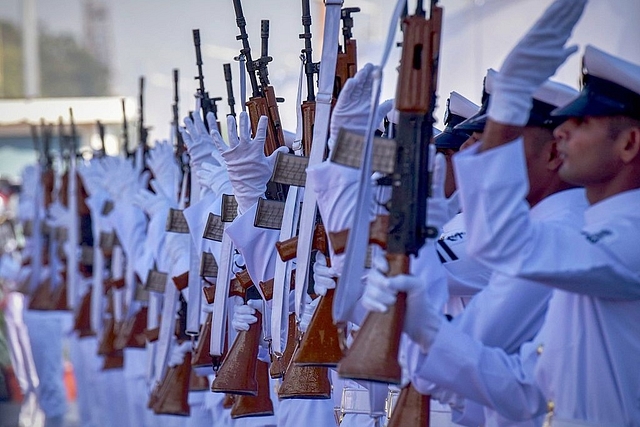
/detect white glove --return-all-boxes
[146,140,181,203]
[329,62,394,152]
[213,111,288,214]
[426,152,454,233]
[194,160,233,198]
[312,253,337,296]
[46,202,70,228]
[163,231,190,266]
[78,159,108,196]
[299,296,320,333]
[231,300,261,332]
[103,156,149,203]
[362,254,443,353]
[181,105,222,169]
[132,181,175,219]
[488,0,587,125]
[168,341,192,367]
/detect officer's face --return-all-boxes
[554,116,622,188]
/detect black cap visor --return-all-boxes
[552,75,640,121]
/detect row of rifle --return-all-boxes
[22,0,443,424]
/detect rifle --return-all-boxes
[299,0,320,157]
[172,69,188,172]
[138,77,149,158]
[96,120,106,158]
[232,0,286,159]
[338,0,442,392]
[224,63,236,118]
[121,98,130,156]
[334,7,360,100]
[192,29,222,131]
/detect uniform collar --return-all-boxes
[585,188,640,224]
[530,188,588,221]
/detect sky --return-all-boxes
[1,0,639,150]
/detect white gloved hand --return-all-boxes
[46,201,70,228]
[78,159,108,197]
[299,296,320,333]
[146,140,181,203]
[103,156,149,203]
[427,152,454,234]
[363,254,443,353]
[329,62,394,152]
[231,299,262,332]
[181,106,222,169]
[132,181,175,219]
[163,232,190,266]
[488,0,587,125]
[168,341,192,367]
[312,253,337,296]
[194,159,233,198]
[214,111,288,214]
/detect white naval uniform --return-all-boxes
[412,188,588,426]
[412,139,640,425]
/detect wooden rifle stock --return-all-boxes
[301,100,316,157]
[276,223,327,262]
[73,289,95,337]
[246,93,285,157]
[152,351,192,416]
[270,313,296,379]
[329,214,389,255]
[98,318,124,370]
[114,307,148,350]
[334,38,357,100]
[387,383,430,427]
[337,255,408,383]
[211,311,262,395]
[230,360,274,418]
[292,288,342,366]
[189,370,209,392]
[192,312,213,371]
[278,314,332,399]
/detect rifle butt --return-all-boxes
[192,312,213,371]
[101,351,124,371]
[211,312,261,395]
[293,289,342,367]
[152,352,192,416]
[387,383,430,427]
[337,292,406,384]
[73,289,95,337]
[189,370,210,392]
[114,307,148,350]
[269,313,296,379]
[278,361,331,400]
[230,360,274,418]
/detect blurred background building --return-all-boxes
[0,0,638,183]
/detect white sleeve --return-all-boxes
[414,321,546,422]
[453,139,640,300]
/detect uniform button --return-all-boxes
[547,400,555,412]
[537,344,544,355]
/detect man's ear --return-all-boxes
[620,126,640,164]
[546,140,563,171]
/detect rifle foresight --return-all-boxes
[341,7,360,42]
